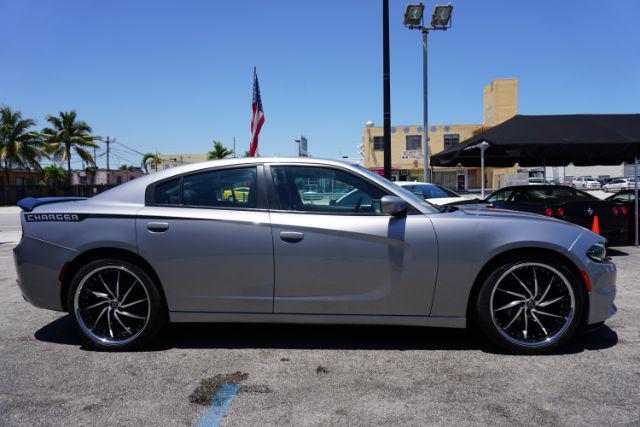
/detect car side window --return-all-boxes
[182,167,258,208]
[270,166,386,215]
[155,178,181,205]
[153,167,259,208]
[612,193,631,202]
[486,189,513,203]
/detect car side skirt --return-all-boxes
[169,312,466,328]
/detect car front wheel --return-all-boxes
[67,259,167,350]
[475,256,584,354]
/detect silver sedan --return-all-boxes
[13,158,616,353]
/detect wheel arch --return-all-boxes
[465,247,590,326]
[60,247,166,312]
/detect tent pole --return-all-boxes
[635,157,638,247]
[479,141,489,199]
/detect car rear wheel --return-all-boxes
[475,256,584,354]
[67,259,167,350]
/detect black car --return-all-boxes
[606,189,639,242]
[486,185,630,244]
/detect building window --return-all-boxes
[443,134,460,149]
[372,136,384,151]
[79,176,88,185]
[406,135,421,151]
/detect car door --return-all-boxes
[136,165,274,313]
[265,164,438,316]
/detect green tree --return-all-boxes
[207,140,234,160]
[42,165,67,186]
[142,152,162,173]
[0,106,46,185]
[118,164,137,171]
[41,111,99,184]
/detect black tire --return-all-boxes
[67,258,167,350]
[474,255,584,354]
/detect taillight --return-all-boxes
[544,208,553,217]
[620,206,630,216]
[555,207,565,218]
[612,206,620,216]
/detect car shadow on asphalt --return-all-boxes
[607,248,629,257]
[34,314,618,355]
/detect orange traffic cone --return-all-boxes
[592,215,600,234]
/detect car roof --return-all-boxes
[88,158,371,205]
[495,185,569,191]
[395,181,436,186]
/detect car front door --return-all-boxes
[266,164,438,316]
[136,165,274,313]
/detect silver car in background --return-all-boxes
[572,176,602,190]
[14,158,616,353]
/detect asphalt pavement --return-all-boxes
[1,205,639,425]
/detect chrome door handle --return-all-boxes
[280,231,304,242]
[147,222,169,232]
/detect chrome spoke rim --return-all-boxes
[74,266,150,346]
[490,262,575,348]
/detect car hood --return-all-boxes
[426,196,467,206]
[458,206,583,228]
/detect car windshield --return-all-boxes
[402,183,460,199]
[353,165,441,212]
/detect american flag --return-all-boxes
[249,67,265,157]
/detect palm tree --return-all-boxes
[42,165,67,186]
[41,111,98,184]
[142,152,162,173]
[0,106,46,185]
[207,140,234,160]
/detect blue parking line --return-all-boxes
[194,383,240,427]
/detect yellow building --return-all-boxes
[363,78,518,190]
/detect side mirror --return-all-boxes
[381,195,408,217]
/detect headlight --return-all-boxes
[587,243,607,262]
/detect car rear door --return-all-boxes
[265,163,438,316]
[136,164,274,313]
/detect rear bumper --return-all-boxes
[585,260,617,325]
[13,235,77,312]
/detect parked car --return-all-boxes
[572,176,601,190]
[603,178,634,193]
[485,185,629,244]
[606,189,639,243]
[394,181,467,206]
[14,158,616,354]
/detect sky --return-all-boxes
[1,0,639,168]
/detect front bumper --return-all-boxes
[585,260,617,325]
[13,235,77,312]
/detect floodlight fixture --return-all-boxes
[403,3,425,27]
[431,4,453,28]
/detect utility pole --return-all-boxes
[382,0,392,180]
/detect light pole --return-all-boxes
[404,3,453,183]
